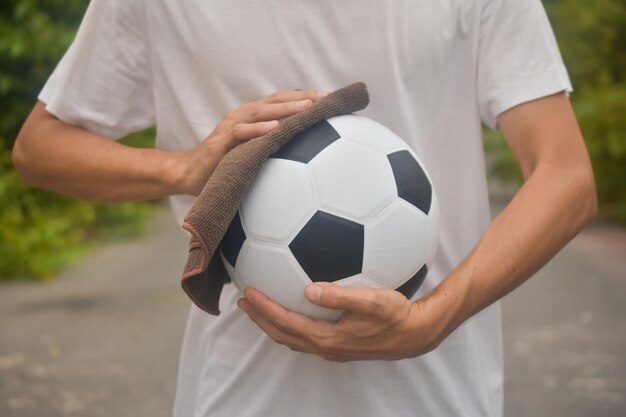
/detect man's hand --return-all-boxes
[237,283,449,362]
[173,89,328,196]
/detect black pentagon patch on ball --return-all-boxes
[387,150,432,214]
[289,211,364,283]
[395,264,428,299]
[271,120,340,163]
[220,211,246,267]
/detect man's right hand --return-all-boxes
[173,89,328,196]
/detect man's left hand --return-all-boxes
[237,282,447,362]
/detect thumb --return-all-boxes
[305,282,383,314]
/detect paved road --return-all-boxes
[0,209,190,416]
[1,199,625,416]
[492,192,626,417]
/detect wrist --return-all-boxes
[414,266,474,345]
[164,149,194,196]
[167,142,227,196]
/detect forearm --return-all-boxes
[13,102,184,202]
[426,158,597,340]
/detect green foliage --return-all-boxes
[483,129,522,185]
[119,128,157,149]
[0,141,153,280]
[485,0,626,224]
[544,0,626,90]
[0,0,87,143]
[0,1,156,280]
[575,86,626,223]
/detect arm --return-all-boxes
[12,91,325,202]
[238,92,597,361]
[421,92,597,341]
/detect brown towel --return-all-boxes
[181,82,370,315]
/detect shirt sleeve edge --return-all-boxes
[483,65,573,130]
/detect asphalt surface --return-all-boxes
[1,196,625,417]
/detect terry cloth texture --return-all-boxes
[181,82,370,315]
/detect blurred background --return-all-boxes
[0,1,624,416]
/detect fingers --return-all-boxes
[264,89,330,104]
[241,288,317,338]
[217,90,323,148]
[181,88,332,196]
[236,99,313,124]
[305,283,400,316]
[237,291,349,362]
[230,88,330,124]
[217,88,331,145]
[229,120,279,142]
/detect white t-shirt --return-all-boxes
[39,1,572,416]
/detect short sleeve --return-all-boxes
[477,0,572,129]
[38,0,155,139]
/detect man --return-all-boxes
[13,0,596,416]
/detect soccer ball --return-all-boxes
[219,114,439,320]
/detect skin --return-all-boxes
[13,90,597,362]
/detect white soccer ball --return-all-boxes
[220,114,439,320]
